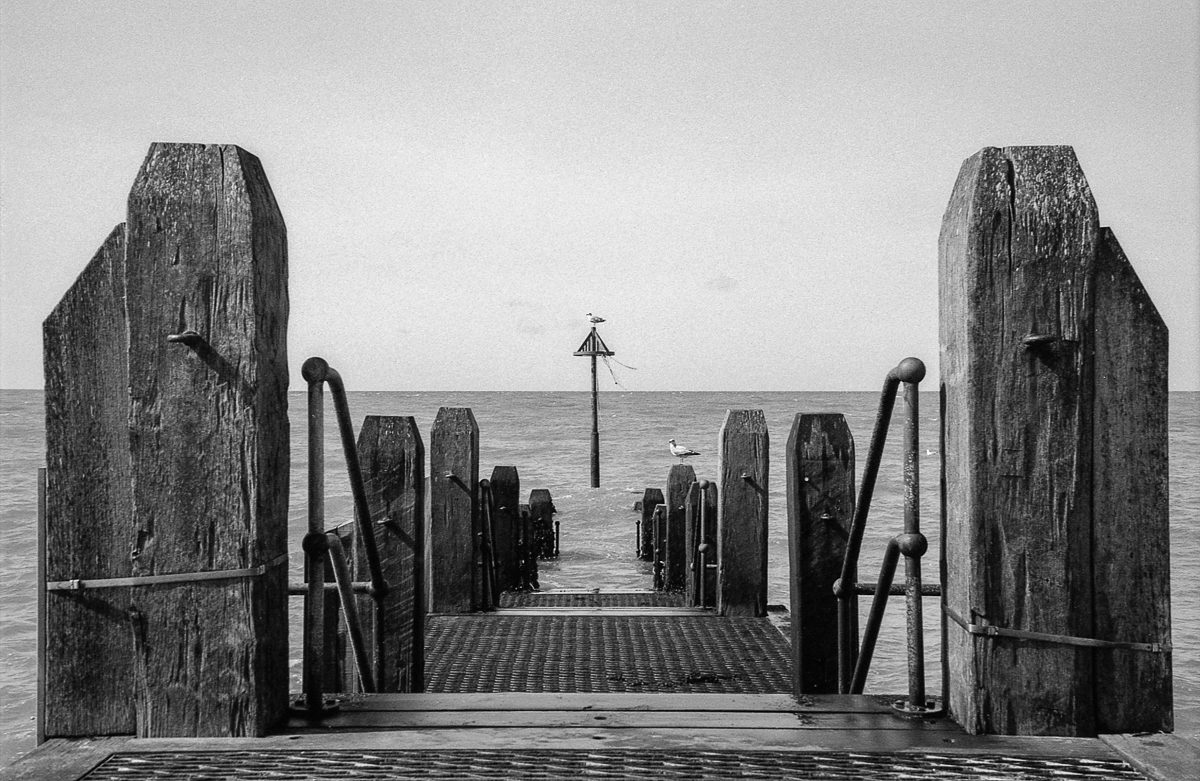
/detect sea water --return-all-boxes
[2,389,1197,764]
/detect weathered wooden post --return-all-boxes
[717,410,768,617]
[1091,228,1171,732]
[529,489,555,559]
[940,145,1171,736]
[489,467,520,592]
[664,465,695,591]
[430,408,479,613]
[685,480,718,607]
[42,225,135,738]
[124,143,289,736]
[356,415,425,692]
[639,488,663,561]
[786,414,856,695]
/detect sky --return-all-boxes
[1,1,1197,391]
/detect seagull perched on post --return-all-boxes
[668,439,701,461]
[586,312,606,324]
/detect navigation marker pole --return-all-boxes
[573,323,615,488]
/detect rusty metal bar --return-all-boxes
[288,581,373,596]
[326,532,376,693]
[479,479,497,610]
[900,378,928,714]
[853,583,940,596]
[634,519,641,557]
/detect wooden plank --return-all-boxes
[717,410,769,617]
[664,465,695,591]
[685,481,717,607]
[41,224,135,738]
[939,146,1098,735]
[429,408,479,613]
[787,413,856,695]
[639,488,663,561]
[1101,733,1200,781]
[357,416,425,692]
[283,709,965,732]
[1091,229,1172,733]
[489,466,520,591]
[102,730,1124,757]
[124,143,290,737]
[286,692,887,713]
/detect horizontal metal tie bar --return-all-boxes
[288,581,374,596]
[944,605,1169,653]
[46,552,289,591]
[853,582,941,596]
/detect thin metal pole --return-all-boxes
[302,378,325,715]
[902,380,926,709]
[326,533,376,693]
[591,353,600,487]
[851,537,901,693]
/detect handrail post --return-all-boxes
[300,369,328,717]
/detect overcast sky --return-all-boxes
[2,2,1197,391]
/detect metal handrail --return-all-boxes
[831,357,941,717]
[296,357,390,717]
[479,479,499,609]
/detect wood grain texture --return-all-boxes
[42,224,136,737]
[717,410,769,617]
[354,416,425,692]
[489,467,520,592]
[429,408,479,613]
[125,143,289,737]
[665,465,695,591]
[639,488,663,561]
[685,481,718,607]
[1091,229,1171,732]
[939,145,1097,735]
[787,413,855,695]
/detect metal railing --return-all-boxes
[293,357,389,718]
[478,479,499,609]
[832,357,943,718]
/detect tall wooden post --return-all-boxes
[489,466,521,592]
[717,410,769,617]
[574,327,615,488]
[124,143,290,736]
[787,413,856,695]
[940,145,1170,736]
[356,416,425,692]
[430,408,479,614]
[42,225,135,738]
[665,465,695,591]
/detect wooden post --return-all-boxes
[639,488,663,561]
[786,414,856,695]
[685,480,718,607]
[489,467,520,593]
[1092,228,1171,733]
[325,525,351,692]
[529,489,555,559]
[41,225,135,738]
[940,146,1098,735]
[717,410,769,617]
[124,144,289,737]
[664,465,695,592]
[357,416,425,692]
[430,408,480,613]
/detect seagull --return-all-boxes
[668,439,701,460]
[586,312,606,324]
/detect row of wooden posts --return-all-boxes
[314,408,556,695]
[40,142,1170,742]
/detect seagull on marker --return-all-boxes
[587,312,606,324]
[668,439,701,461]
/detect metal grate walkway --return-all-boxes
[81,749,1144,780]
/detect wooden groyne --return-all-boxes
[8,143,1195,780]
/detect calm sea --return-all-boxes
[2,389,1197,764]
